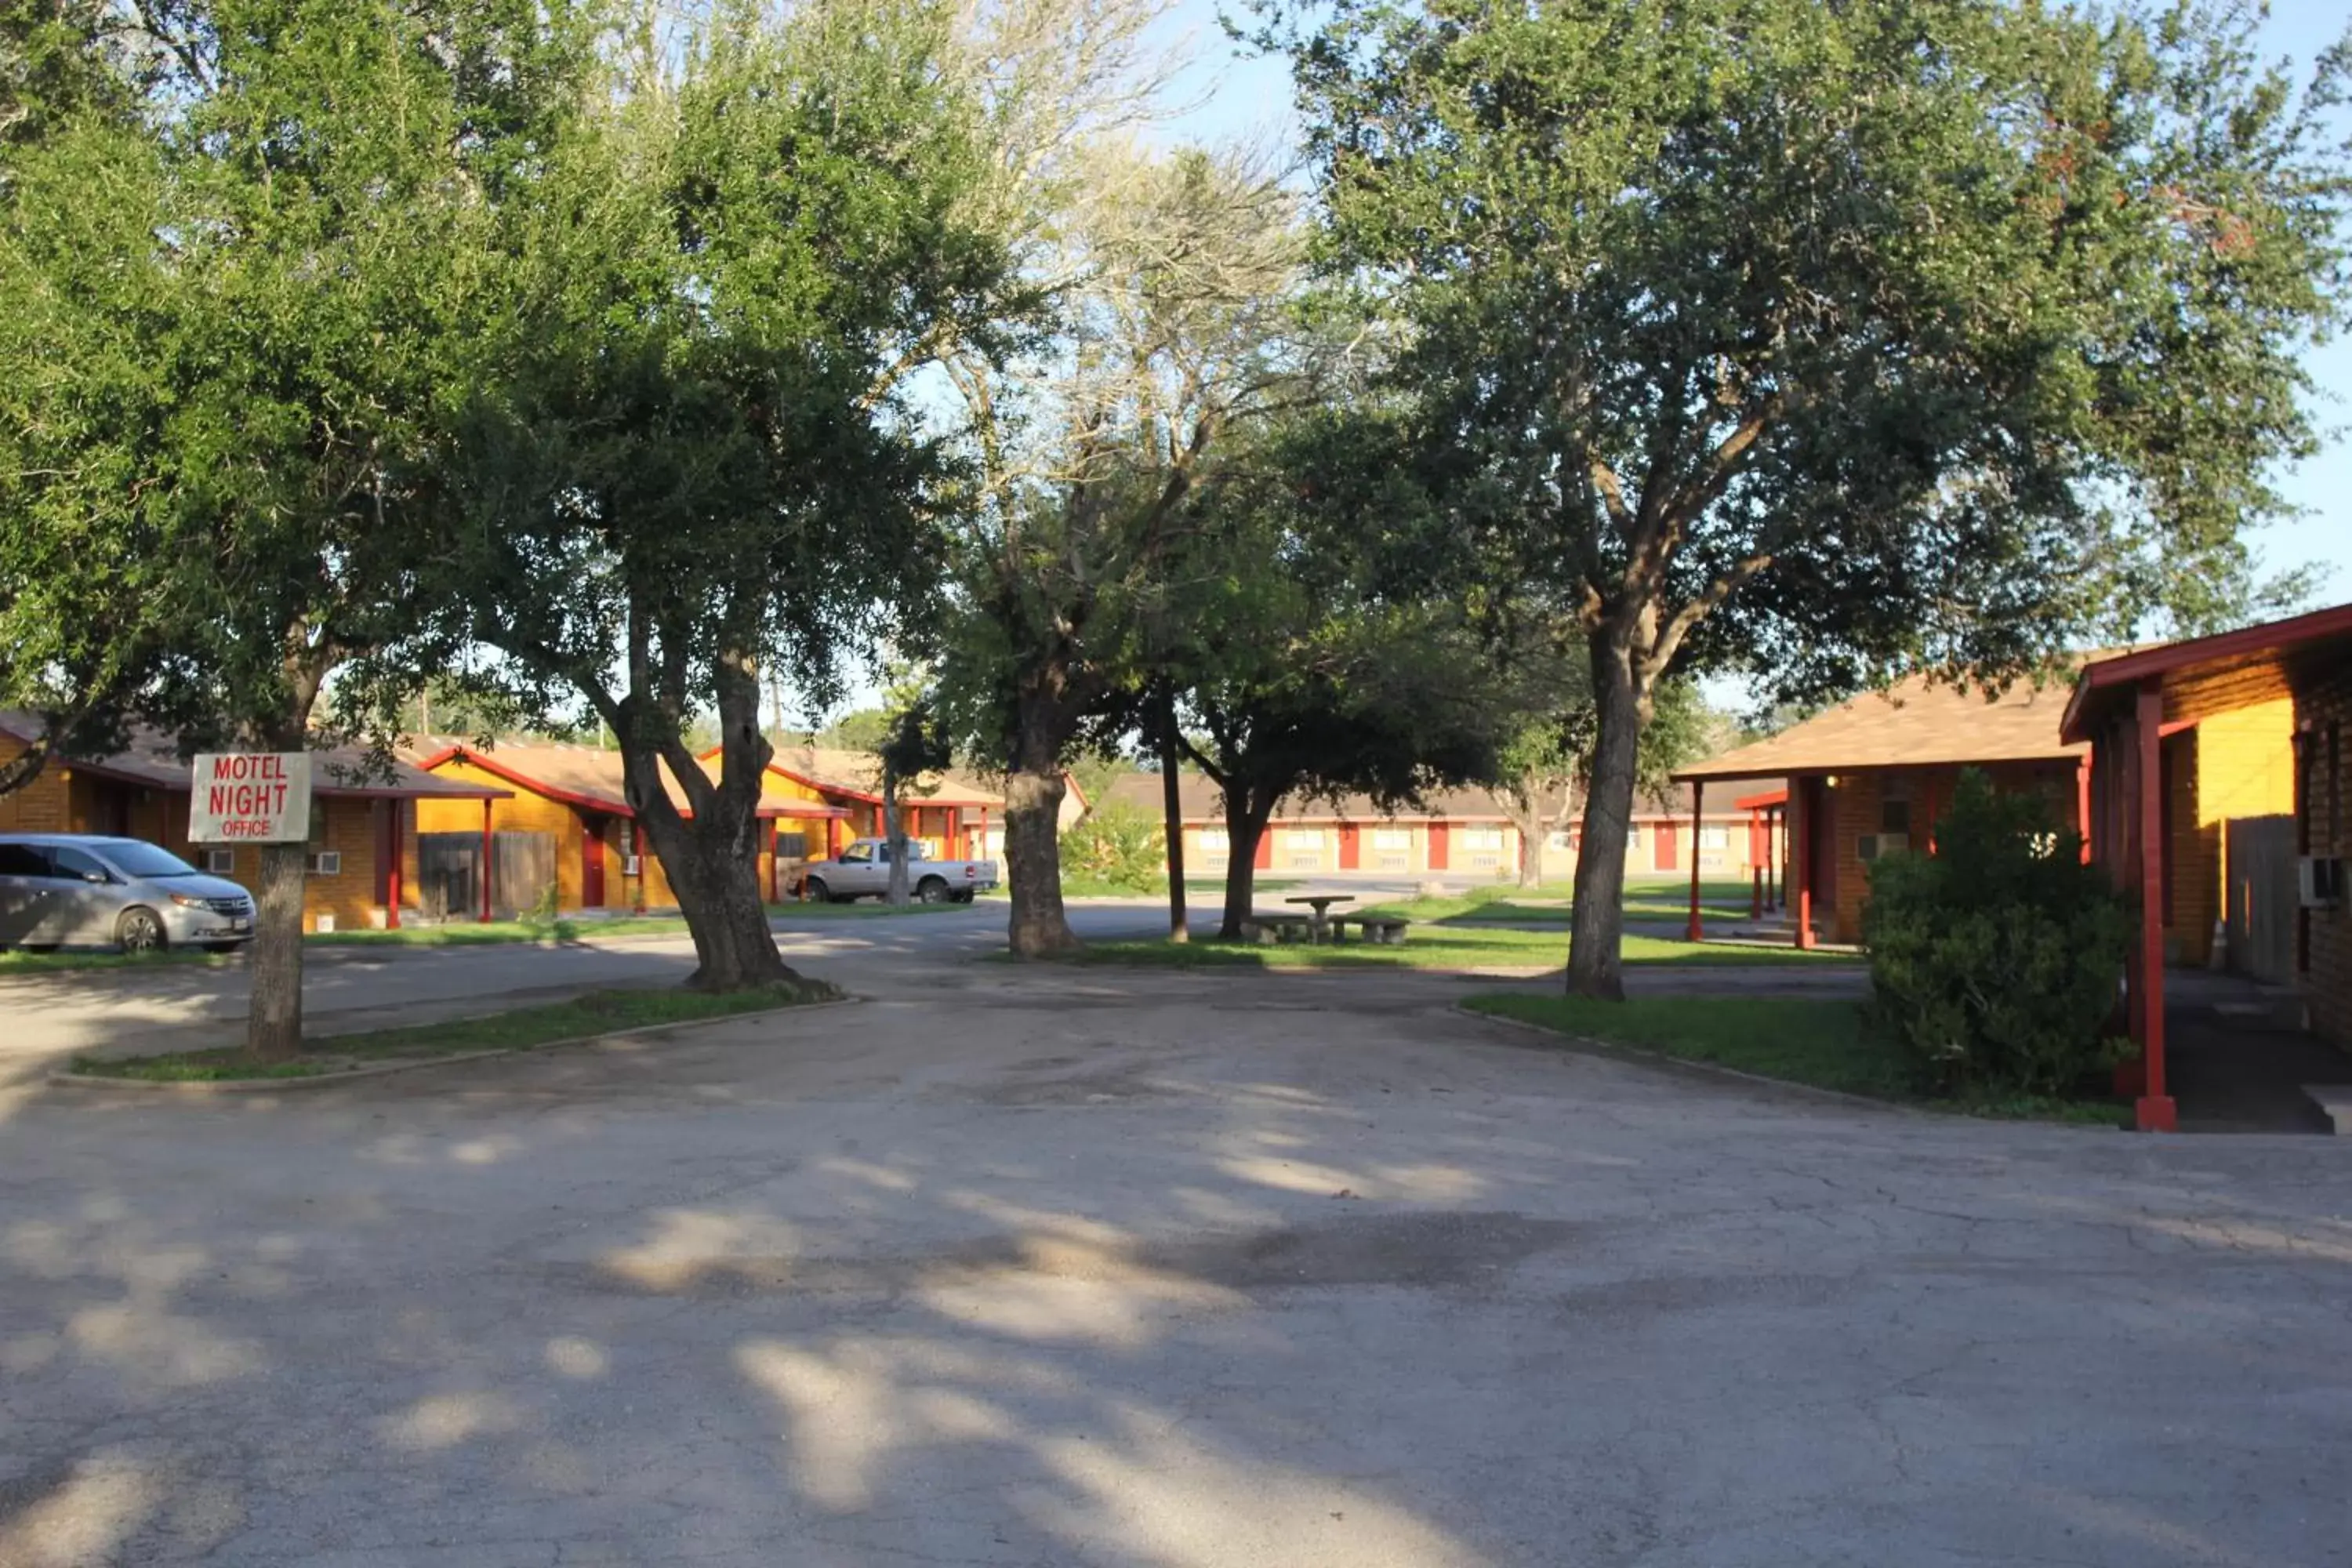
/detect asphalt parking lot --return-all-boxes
[3,953,2347,1566]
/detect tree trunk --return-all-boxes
[1218,792,1276,942]
[1004,767,1077,956]
[615,659,797,992]
[1004,679,1082,956]
[1160,697,1188,943]
[245,841,309,1062]
[882,788,909,906]
[1492,781,1546,889]
[1565,635,1652,1000]
[636,800,793,989]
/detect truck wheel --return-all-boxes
[915,877,950,904]
[806,877,834,905]
[951,889,975,905]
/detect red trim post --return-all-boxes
[1686,781,1705,941]
[2075,755,2094,866]
[479,797,494,922]
[1793,784,1815,949]
[2133,680,2176,1131]
[387,800,403,931]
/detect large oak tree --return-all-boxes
[1265,0,2350,997]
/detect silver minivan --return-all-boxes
[0,834,257,953]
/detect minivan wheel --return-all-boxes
[915,877,950,904]
[116,907,166,955]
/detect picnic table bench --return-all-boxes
[1332,914,1411,946]
[1239,913,1316,945]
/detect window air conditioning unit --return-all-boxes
[307,851,341,877]
[203,849,235,875]
[1857,833,1908,863]
[2299,856,2346,911]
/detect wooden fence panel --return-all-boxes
[415,830,555,920]
[2224,815,2297,983]
[493,830,555,917]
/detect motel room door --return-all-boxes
[581,815,607,907]
[1653,821,1679,872]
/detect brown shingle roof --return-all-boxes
[755,744,1007,809]
[412,740,814,818]
[1674,672,2087,782]
[2,712,507,800]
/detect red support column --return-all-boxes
[2132,680,2176,1131]
[387,800,403,931]
[1792,784,1815,949]
[479,797,494,923]
[1686,781,1706,941]
[1748,808,1764,917]
[2075,754,2094,866]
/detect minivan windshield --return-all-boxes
[97,841,201,879]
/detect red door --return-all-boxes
[1428,822,1450,871]
[581,815,606,907]
[1654,820,1679,871]
[1338,824,1360,870]
[1253,826,1273,870]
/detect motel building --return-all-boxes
[0,712,509,932]
[1675,604,2352,1131]
[1105,771,1784,884]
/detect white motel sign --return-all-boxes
[188,753,314,844]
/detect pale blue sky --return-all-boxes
[1147,0,2352,604]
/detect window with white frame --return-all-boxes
[1699,826,1729,850]
[1196,827,1229,862]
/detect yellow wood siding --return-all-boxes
[416,757,601,910]
[2169,698,2296,967]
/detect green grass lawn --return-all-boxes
[0,946,228,974]
[70,980,840,1082]
[1048,924,1853,973]
[1461,992,2123,1125]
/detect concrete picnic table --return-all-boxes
[1284,893,1356,942]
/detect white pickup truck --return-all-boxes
[800,839,998,905]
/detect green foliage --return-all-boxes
[521,881,563,935]
[1860,771,2133,1097]
[1273,0,2349,691]
[1058,798,1165,894]
[818,709,895,753]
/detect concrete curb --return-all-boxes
[46,993,861,1096]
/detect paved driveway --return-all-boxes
[2,960,2347,1566]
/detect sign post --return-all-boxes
[188,753,314,844]
[190,753,316,1062]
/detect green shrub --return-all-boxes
[1860,770,2132,1098]
[1059,798,1167,894]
